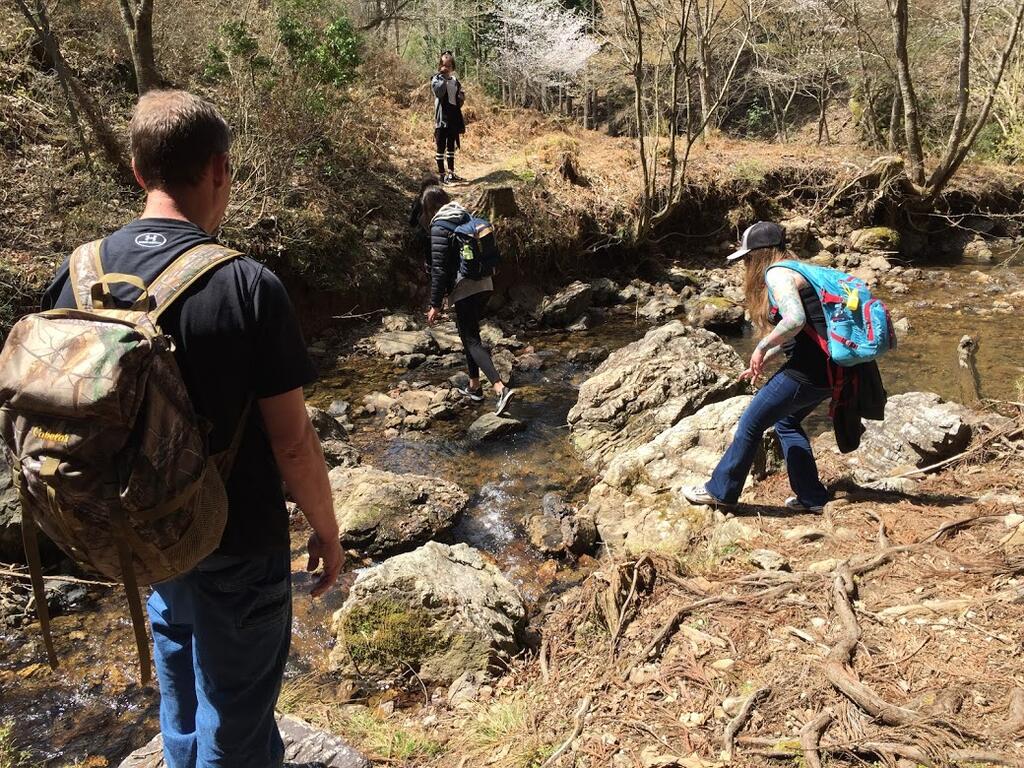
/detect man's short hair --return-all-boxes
[130,90,231,189]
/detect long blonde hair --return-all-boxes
[743,247,792,335]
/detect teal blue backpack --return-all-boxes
[767,260,896,367]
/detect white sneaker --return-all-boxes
[785,496,825,514]
[682,484,734,509]
[495,387,515,416]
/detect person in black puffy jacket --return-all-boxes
[420,185,514,416]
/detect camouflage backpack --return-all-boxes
[0,239,247,682]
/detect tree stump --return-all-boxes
[956,335,982,405]
[558,152,586,186]
[475,185,520,220]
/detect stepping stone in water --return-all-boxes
[118,714,369,768]
[467,412,526,442]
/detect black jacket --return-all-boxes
[428,204,471,308]
[833,361,887,453]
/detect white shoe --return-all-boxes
[682,484,734,509]
[495,387,515,416]
[785,496,825,514]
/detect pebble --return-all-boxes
[710,658,735,672]
[807,558,841,573]
[748,548,790,571]
[722,695,747,717]
[781,526,827,542]
[811,617,827,629]
[1004,513,1024,529]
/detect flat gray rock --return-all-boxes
[468,413,526,442]
[118,714,369,768]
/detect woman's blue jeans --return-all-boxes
[146,551,292,768]
[706,371,831,507]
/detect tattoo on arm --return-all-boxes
[758,269,806,350]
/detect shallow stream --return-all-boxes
[2,262,1023,766]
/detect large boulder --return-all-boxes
[329,467,468,557]
[841,392,972,480]
[330,542,526,686]
[118,715,369,768]
[585,397,770,553]
[538,281,594,327]
[567,322,746,473]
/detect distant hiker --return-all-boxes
[420,185,514,415]
[14,90,342,768]
[683,221,890,514]
[431,50,466,185]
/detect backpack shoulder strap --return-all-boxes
[68,239,106,310]
[147,242,243,321]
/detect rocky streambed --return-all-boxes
[2,238,1024,766]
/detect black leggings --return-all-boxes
[435,128,457,173]
[454,291,500,384]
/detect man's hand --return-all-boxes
[306,532,344,598]
[426,306,442,326]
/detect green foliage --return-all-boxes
[201,43,230,84]
[738,99,773,138]
[277,1,361,87]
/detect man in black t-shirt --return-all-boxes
[42,90,342,768]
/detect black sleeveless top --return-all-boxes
[776,281,830,388]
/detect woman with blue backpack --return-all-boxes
[420,185,515,416]
[684,221,892,514]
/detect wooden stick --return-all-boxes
[0,567,115,588]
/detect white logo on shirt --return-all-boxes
[135,233,167,248]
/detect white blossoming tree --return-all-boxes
[489,0,600,109]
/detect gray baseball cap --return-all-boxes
[727,221,786,261]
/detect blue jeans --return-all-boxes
[706,371,831,507]
[147,551,293,768]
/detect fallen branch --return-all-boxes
[0,567,115,588]
[722,687,770,762]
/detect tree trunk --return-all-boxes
[888,0,925,185]
[118,0,160,94]
[887,91,901,151]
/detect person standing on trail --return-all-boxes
[683,222,833,514]
[420,185,515,416]
[431,50,466,185]
[41,90,343,768]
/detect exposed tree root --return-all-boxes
[798,710,834,768]
[722,687,771,762]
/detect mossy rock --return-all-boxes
[339,600,440,669]
[329,543,526,687]
[851,226,901,253]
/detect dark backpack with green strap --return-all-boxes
[0,239,248,682]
